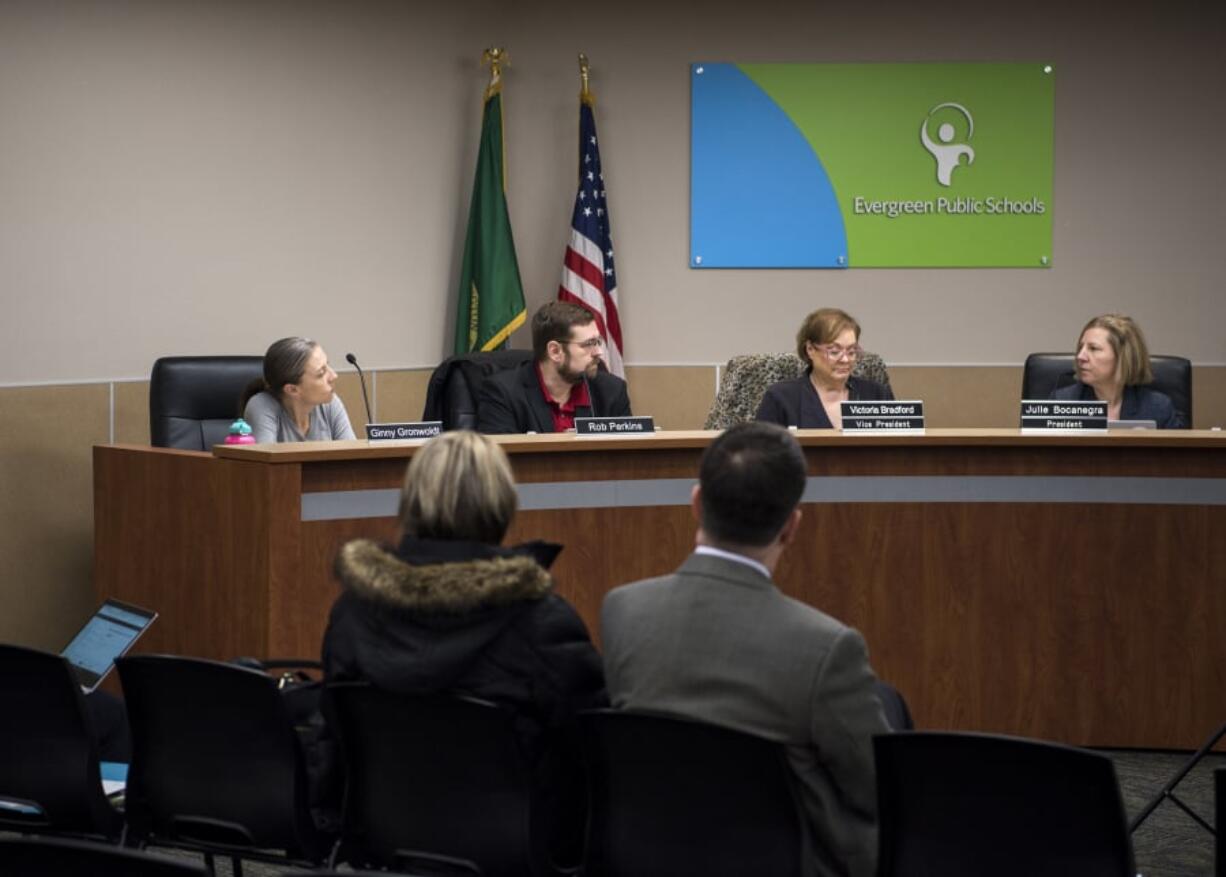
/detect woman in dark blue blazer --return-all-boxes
[755,308,893,429]
[1049,314,1186,429]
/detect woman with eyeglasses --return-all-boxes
[755,308,894,430]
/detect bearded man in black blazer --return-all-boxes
[477,301,631,434]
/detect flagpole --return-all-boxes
[578,52,593,105]
[482,46,506,100]
[559,53,625,377]
[453,45,525,353]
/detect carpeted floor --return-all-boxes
[1108,747,1224,877]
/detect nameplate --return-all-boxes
[365,421,443,442]
[575,416,656,436]
[840,401,925,433]
[1019,400,1107,432]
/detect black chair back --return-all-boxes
[149,356,264,449]
[326,683,543,875]
[0,644,123,839]
[1021,352,1192,424]
[116,655,331,865]
[0,836,207,876]
[579,709,808,877]
[421,349,534,430]
[874,731,1134,877]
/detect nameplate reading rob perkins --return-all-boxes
[840,401,925,433]
[1019,400,1107,432]
[366,422,443,443]
[575,416,656,437]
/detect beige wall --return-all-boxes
[1,0,1223,384]
[2,0,1224,647]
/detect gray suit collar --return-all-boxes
[677,552,777,590]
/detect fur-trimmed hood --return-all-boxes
[334,537,554,615]
[322,535,607,743]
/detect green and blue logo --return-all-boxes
[690,63,1054,268]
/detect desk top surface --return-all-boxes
[191,428,1226,464]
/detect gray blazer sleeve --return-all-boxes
[808,626,889,877]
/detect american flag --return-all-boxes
[559,99,623,377]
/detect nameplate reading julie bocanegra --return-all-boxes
[1019,400,1107,432]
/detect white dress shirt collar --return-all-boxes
[693,544,771,581]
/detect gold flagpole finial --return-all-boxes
[578,52,593,104]
[482,47,507,97]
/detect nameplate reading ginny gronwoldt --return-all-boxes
[575,416,656,437]
[365,421,443,443]
[1019,400,1107,432]
[840,401,925,433]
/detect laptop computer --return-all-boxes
[1107,419,1158,430]
[61,599,157,693]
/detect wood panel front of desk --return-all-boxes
[94,432,1226,750]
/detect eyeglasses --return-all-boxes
[811,343,862,362]
[567,337,605,351]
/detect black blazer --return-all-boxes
[755,374,894,429]
[476,360,632,434]
[1050,381,1186,430]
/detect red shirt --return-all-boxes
[534,363,591,432]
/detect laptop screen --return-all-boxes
[61,599,157,692]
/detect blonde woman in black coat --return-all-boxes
[323,429,606,864]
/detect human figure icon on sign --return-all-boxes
[920,102,975,186]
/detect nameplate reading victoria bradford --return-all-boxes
[1019,400,1107,432]
[365,421,443,442]
[575,416,656,436]
[840,400,925,433]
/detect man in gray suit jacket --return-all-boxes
[601,422,890,877]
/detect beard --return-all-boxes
[558,357,599,385]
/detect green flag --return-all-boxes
[454,76,526,353]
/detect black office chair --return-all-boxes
[0,644,124,841]
[325,683,553,876]
[0,836,208,876]
[874,731,1135,877]
[1021,352,1192,425]
[421,349,534,430]
[579,709,809,877]
[149,356,264,449]
[116,655,334,876]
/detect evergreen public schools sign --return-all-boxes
[691,63,1054,268]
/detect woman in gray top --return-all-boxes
[241,337,356,443]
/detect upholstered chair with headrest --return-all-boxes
[704,352,891,430]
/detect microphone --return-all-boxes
[346,352,374,426]
[583,373,599,419]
